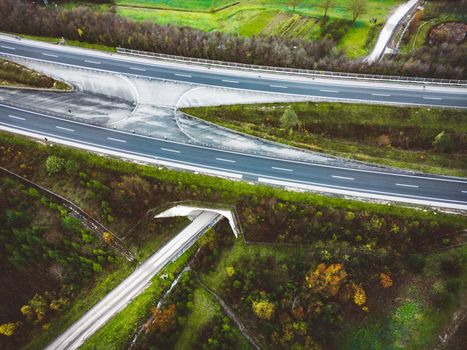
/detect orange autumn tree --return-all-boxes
[305,263,348,298]
[145,304,176,334]
[379,273,393,289]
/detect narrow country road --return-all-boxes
[367,0,419,62]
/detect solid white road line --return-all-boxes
[129,66,146,71]
[423,97,442,100]
[320,89,339,93]
[272,166,293,172]
[372,93,390,97]
[8,115,25,121]
[161,147,181,153]
[270,84,288,89]
[175,73,192,78]
[107,137,126,143]
[56,126,74,132]
[258,178,467,210]
[396,183,419,188]
[84,60,101,65]
[222,79,239,84]
[216,158,236,163]
[1,45,15,50]
[332,175,355,180]
[42,53,58,58]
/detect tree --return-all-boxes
[319,0,336,18]
[432,131,454,153]
[102,231,115,245]
[45,155,65,175]
[252,299,275,320]
[288,0,303,12]
[0,322,17,336]
[352,283,367,306]
[379,273,393,288]
[280,108,300,130]
[145,304,176,334]
[348,0,368,22]
[305,263,347,297]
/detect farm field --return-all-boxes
[114,0,402,57]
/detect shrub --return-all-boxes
[407,254,426,273]
[433,131,454,153]
[440,254,463,277]
[45,156,65,175]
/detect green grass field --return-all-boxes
[113,0,402,57]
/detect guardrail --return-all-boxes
[117,47,467,86]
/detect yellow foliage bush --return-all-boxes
[252,300,275,320]
[0,322,17,336]
[352,283,367,306]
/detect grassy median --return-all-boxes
[184,102,467,177]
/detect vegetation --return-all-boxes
[184,102,467,176]
[2,0,466,78]
[0,58,70,90]
[0,129,465,349]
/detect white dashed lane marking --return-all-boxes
[396,183,419,188]
[272,166,293,172]
[56,126,74,132]
[216,158,236,163]
[107,137,126,143]
[161,147,181,153]
[8,115,25,121]
[332,175,355,180]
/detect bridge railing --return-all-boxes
[116,47,467,87]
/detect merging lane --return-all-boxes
[0,37,466,108]
[1,104,466,210]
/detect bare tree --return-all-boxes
[319,0,336,18]
[348,0,368,22]
[288,0,303,13]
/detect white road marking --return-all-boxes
[332,175,355,180]
[107,137,126,143]
[8,115,25,121]
[272,166,293,172]
[372,93,390,97]
[222,79,239,84]
[1,45,15,50]
[396,183,419,188]
[216,158,236,163]
[320,89,339,93]
[175,73,192,78]
[42,53,58,58]
[161,147,180,153]
[84,60,101,65]
[423,97,442,100]
[270,84,288,89]
[129,66,146,71]
[56,126,74,132]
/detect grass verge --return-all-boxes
[183,102,467,177]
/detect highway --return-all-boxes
[1,104,466,210]
[0,36,466,108]
[45,210,222,350]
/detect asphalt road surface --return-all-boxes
[1,104,466,210]
[0,37,466,108]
